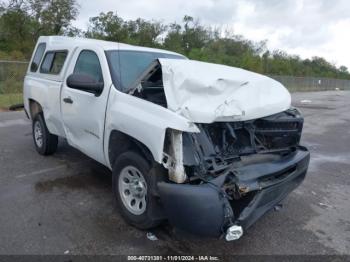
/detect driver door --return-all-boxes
[61,46,111,165]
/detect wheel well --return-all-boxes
[29,99,43,119]
[108,130,155,166]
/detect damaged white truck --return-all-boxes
[23,36,310,241]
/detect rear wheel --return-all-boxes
[32,113,58,155]
[112,151,162,229]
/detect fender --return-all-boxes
[104,87,199,169]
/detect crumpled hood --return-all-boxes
[158,58,291,123]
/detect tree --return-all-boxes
[339,66,348,74]
[0,1,33,55]
[163,23,184,54]
[0,6,349,80]
[181,16,209,55]
[0,0,79,58]
[126,18,166,47]
[37,0,79,35]
[86,12,166,47]
[86,11,126,41]
[27,0,79,36]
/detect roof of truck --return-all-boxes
[38,36,183,57]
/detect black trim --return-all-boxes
[39,50,68,75]
[69,49,104,97]
[158,148,310,237]
[30,43,46,72]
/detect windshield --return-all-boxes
[106,50,185,92]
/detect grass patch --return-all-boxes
[0,93,23,109]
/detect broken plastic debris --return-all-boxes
[300,99,312,103]
[274,204,283,211]
[319,202,332,208]
[146,232,158,241]
[225,225,243,241]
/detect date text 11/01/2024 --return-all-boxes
[127,256,220,261]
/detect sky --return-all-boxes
[73,0,350,69]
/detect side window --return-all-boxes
[30,43,46,72]
[40,52,54,73]
[40,51,68,75]
[73,50,103,82]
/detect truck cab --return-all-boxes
[24,36,310,241]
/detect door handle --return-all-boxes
[63,97,73,104]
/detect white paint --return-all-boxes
[23,36,290,178]
[24,36,196,171]
[159,59,291,123]
[60,44,112,165]
[104,88,199,167]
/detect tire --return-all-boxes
[112,151,163,229]
[32,113,58,155]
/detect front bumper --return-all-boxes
[158,147,310,238]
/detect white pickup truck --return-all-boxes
[23,36,310,241]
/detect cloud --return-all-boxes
[73,0,350,68]
[75,0,238,28]
[237,0,350,48]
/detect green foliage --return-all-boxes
[0,4,349,79]
[0,0,79,59]
[0,62,27,108]
[0,62,28,94]
[86,11,166,47]
[0,93,23,108]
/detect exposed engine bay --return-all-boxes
[158,107,309,240]
[182,108,303,179]
[130,58,310,240]
[158,109,309,239]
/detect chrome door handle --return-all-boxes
[63,97,73,104]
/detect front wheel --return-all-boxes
[112,151,163,229]
[32,113,58,155]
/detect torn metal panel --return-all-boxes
[130,58,291,124]
[158,58,291,123]
[158,107,310,238]
[104,88,199,168]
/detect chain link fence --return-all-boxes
[0,61,28,109]
[269,75,350,92]
[1,60,350,110]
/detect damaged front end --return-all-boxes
[158,108,310,240]
[124,58,310,240]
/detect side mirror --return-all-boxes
[66,73,104,96]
